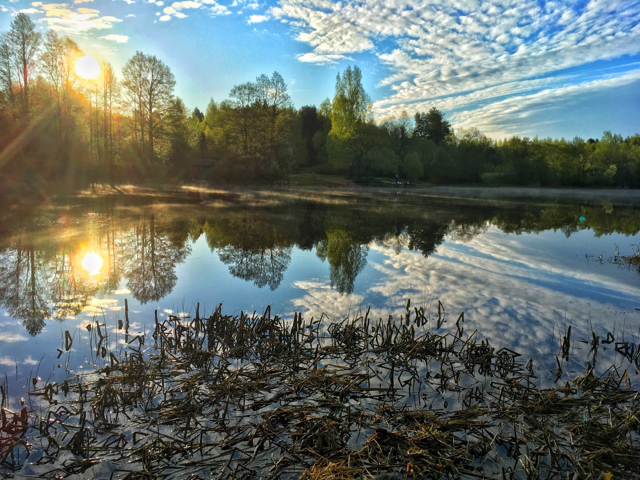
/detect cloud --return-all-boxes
[75,0,94,3]
[38,4,123,33]
[248,14,268,23]
[273,0,640,136]
[19,8,42,13]
[297,52,347,64]
[0,333,29,343]
[158,0,229,20]
[102,34,129,43]
[210,3,230,16]
[449,70,640,138]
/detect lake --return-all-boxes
[1,187,640,399]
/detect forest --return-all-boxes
[1,13,640,196]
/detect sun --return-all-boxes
[75,55,101,80]
[81,252,103,276]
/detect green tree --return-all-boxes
[327,66,376,177]
[414,107,450,145]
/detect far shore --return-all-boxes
[77,182,640,205]
[4,180,640,209]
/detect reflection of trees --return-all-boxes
[207,213,292,290]
[219,246,291,291]
[3,198,640,336]
[124,214,191,304]
[316,230,368,295]
[48,253,99,320]
[0,245,51,335]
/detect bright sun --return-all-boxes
[81,252,103,276]
[75,55,101,79]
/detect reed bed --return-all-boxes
[1,302,639,479]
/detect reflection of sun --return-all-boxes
[75,55,101,79]
[81,252,103,275]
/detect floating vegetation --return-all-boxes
[2,302,640,479]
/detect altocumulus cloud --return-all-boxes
[159,0,230,21]
[270,0,640,136]
[102,34,129,43]
[27,3,124,34]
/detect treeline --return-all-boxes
[1,13,639,194]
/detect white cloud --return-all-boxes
[158,0,228,19]
[449,70,640,138]
[19,8,42,13]
[102,34,129,43]
[273,0,640,135]
[210,3,230,15]
[38,4,123,33]
[297,52,347,64]
[172,1,202,9]
[248,14,268,23]
[0,333,29,343]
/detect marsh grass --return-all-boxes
[1,302,639,479]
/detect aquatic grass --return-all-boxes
[1,302,639,479]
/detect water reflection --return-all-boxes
[0,197,639,337]
[81,252,103,275]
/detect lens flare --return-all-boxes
[75,55,101,79]
[81,252,103,275]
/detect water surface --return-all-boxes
[1,189,640,398]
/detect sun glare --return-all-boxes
[75,55,101,79]
[81,252,103,276]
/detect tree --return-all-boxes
[192,107,204,123]
[165,97,192,169]
[7,13,41,117]
[0,32,15,110]
[327,65,376,177]
[122,52,176,165]
[414,107,451,145]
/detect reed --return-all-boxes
[1,302,639,479]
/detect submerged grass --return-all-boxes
[1,302,640,479]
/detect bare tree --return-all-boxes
[122,52,175,165]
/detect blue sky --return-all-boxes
[1,0,639,140]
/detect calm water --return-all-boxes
[1,190,640,399]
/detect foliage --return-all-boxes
[0,13,639,191]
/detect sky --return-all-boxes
[1,0,640,140]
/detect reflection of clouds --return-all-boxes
[82,298,120,314]
[365,231,640,357]
[290,281,365,322]
[0,356,38,366]
[0,333,28,342]
[291,229,640,366]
